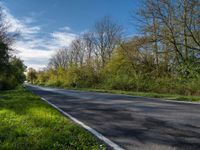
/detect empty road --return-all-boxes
[26,84,200,150]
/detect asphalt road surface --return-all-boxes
[26,84,200,150]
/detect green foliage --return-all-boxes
[10,57,26,84]
[34,70,49,85]
[75,65,100,88]
[33,1,200,97]
[0,57,26,90]
[0,7,26,90]
[34,46,200,97]
[39,62,101,89]
[0,41,10,73]
[27,68,37,84]
[0,87,105,150]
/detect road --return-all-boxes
[26,84,200,150]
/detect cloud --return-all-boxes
[51,31,76,47]
[3,8,41,35]
[60,26,71,31]
[2,4,77,70]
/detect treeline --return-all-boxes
[32,0,200,95]
[0,8,26,90]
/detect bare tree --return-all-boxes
[92,16,123,66]
[179,0,200,59]
[70,37,85,66]
[135,0,200,66]
[48,48,69,69]
[82,32,95,60]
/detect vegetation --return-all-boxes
[27,68,37,84]
[67,88,200,102]
[0,7,26,90]
[32,0,200,98]
[0,87,105,149]
[0,5,104,149]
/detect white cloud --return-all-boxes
[3,8,41,35]
[2,4,77,70]
[13,43,54,60]
[60,26,71,31]
[51,31,76,47]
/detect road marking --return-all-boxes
[41,97,125,150]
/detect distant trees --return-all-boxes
[34,1,200,96]
[48,16,123,70]
[0,7,26,90]
[27,68,37,84]
[40,16,123,87]
[48,48,70,69]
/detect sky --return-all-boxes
[1,0,141,70]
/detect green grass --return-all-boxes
[67,88,200,102]
[0,86,105,150]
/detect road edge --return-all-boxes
[27,84,200,105]
[40,97,125,150]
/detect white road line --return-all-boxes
[41,97,125,150]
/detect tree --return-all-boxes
[70,38,85,66]
[134,0,200,66]
[0,6,25,90]
[0,57,26,90]
[48,48,70,69]
[0,7,13,74]
[27,68,37,84]
[82,32,95,61]
[10,57,26,84]
[92,16,123,66]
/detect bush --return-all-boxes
[0,57,26,91]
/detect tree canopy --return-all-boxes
[0,7,26,90]
[32,0,200,95]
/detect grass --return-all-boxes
[0,86,105,150]
[66,87,200,102]
[35,83,200,102]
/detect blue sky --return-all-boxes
[2,0,141,70]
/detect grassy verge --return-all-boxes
[0,86,105,150]
[66,87,200,102]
